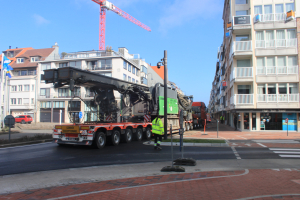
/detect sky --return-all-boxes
[0,0,224,106]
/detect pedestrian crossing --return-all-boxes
[269,148,300,158]
[254,140,300,144]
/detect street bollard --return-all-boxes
[217,120,219,138]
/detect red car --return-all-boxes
[15,115,33,124]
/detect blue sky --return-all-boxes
[0,0,224,105]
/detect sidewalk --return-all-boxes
[1,166,300,200]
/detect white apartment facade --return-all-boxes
[209,0,300,131]
[37,47,163,123]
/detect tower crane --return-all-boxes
[91,0,151,50]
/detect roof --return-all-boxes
[1,47,33,69]
[11,48,55,69]
[151,66,164,80]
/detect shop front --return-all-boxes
[260,113,297,131]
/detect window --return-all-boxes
[11,98,16,105]
[236,10,248,16]
[30,57,39,62]
[141,65,147,73]
[141,77,147,85]
[257,57,265,67]
[40,101,51,108]
[237,59,251,67]
[287,29,296,39]
[17,58,24,63]
[69,61,81,69]
[254,6,262,15]
[28,69,36,75]
[128,64,131,72]
[123,61,127,70]
[99,59,112,69]
[277,56,286,67]
[288,56,297,66]
[275,4,283,13]
[123,73,127,81]
[264,5,272,14]
[32,85,35,91]
[286,3,294,12]
[20,70,28,76]
[267,57,275,67]
[268,84,276,94]
[237,85,251,94]
[59,63,68,68]
[58,88,70,97]
[136,69,139,76]
[18,85,23,91]
[132,78,135,83]
[40,88,50,97]
[53,101,65,108]
[31,98,34,104]
[41,63,51,71]
[11,86,17,92]
[23,98,29,105]
[128,76,131,82]
[257,84,266,94]
[18,98,22,105]
[132,67,135,74]
[236,35,249,41]
[236,0,247,4]
[266,30,274,47]
[278,84,287,94]
[24,85,30,91]
[289,83,297,94]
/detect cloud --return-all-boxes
[33,14,50,25]
[159,0,223,33]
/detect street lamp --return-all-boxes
[157,50,168,140]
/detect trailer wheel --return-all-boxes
[111,130,121,146]
[144,127,151,140]
[95,132,106,149]
[122,129,132,143]
[134,128,143,141]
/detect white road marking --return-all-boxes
[273,151,300,154]
[269,148,300,158]
[237,136,248,139]
[257,143,267,147]
[254,140,299,143]
[231,146,241,159]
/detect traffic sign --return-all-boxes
[285,118,288,123]
[79,111,83,119]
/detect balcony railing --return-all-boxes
[254,13,286,23]
[234,41,252,51]
[256,39,297,48]
[236,67,253,78]
[87,64,112,70]
[257,66,298,75]
[257,94,299,102]
[231,94,254,104]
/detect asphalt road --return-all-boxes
[1,139,298,176]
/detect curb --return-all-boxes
[143,141,229,147]
[0,139,53,148]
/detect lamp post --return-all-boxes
[157,50,168,140]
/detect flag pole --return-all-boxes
[0,54,3,129]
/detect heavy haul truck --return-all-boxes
[42,67,193,148]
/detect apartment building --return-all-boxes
[208,0,299,131]
[37,47,163,123]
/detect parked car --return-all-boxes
[14,115,33,124]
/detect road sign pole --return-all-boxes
[217,120,219,138]
[9,118,11,143]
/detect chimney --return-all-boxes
[9,46,11,49]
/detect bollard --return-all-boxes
[217,120,219,138]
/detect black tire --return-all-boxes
[94,132,106,149]
[134,128,143,141]
[28,122,31,124]
[122,129,132,143]
[143,127,151,140]
[111,130,121,146]
[21,120,25,124]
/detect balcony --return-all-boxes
[255,39,297,56]
[254,13,296,30]
[257,94,299,109]
[230,67,253,84]
[230,41,252,60]
[256,66,299,82]
[256,39,297,49]
[230,94,254,109]
[232,15,251,33]
[87,64,112,70]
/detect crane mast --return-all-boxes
[91,0,151,50]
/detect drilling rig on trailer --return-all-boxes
[43,67,193,149]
